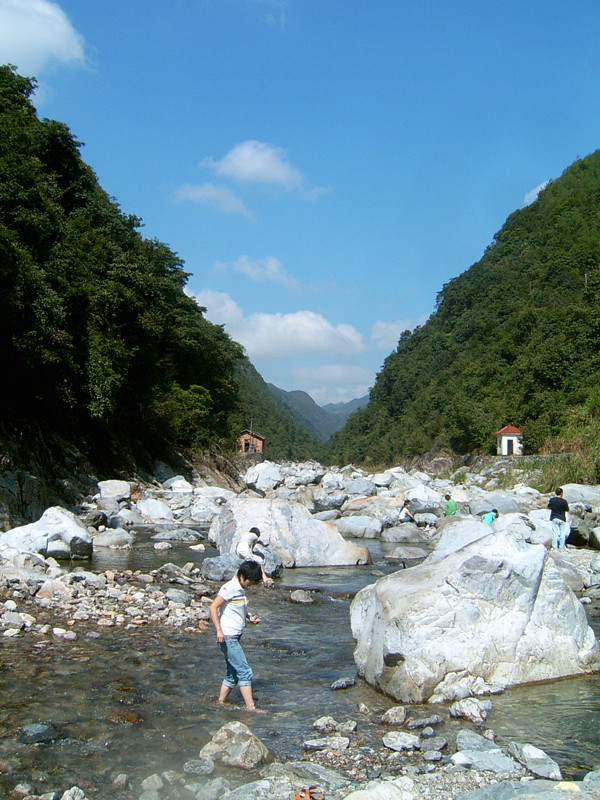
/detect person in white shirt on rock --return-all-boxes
[235,526,274,586]
[398,500,417,524]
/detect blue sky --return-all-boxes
[2,1,600,404]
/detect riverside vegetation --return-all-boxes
[327,153,600,476]
[0,62,321,512]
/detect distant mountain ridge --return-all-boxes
[267,384,368,442]
[233,360,323,460]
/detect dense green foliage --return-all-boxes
[0,66,242,458]
[232,359,323,460]
[328,151,600,468]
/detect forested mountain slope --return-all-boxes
[233,360,323,460]
[0,65,244,465]
[266,384,347,442]
[0,64,321,484]
[327,151,600,467]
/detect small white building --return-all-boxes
[495,425,523,456]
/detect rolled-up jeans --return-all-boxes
[552,518,569,549]
[220,635,253,687]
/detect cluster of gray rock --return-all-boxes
[45,713,600,800]
[0,548,213,639]
[3,458,600,800]
[3,459,600,703]
[23,704,600,800]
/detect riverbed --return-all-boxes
[1,534,599,798]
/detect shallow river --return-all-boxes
[1,535,600,797]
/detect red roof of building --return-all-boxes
[494,425,522,436]
[238,429,266,440]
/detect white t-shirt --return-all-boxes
[236,530,264,564]
[217,576,248,636]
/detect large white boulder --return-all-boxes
[344,478,377,496]
[426,517,491,562]
[381,523,426,543]
[371,472,393,488]
[0,507,92,560]
[282,463,325,487]
[136,498,173,522]
[243,461,284,491]
[97,480,131,501]
[294,485,347,513]
[321,471,346,490]
[527,508,554,546]
[209,497,370,567]
[350,529,600,704]
[469,490,520,515]
[162,476,194,492]
[404,484,443,513]
[561,484,600,506]
[189,495,224,524]
[341,496,406,528]
[335,516,382,539]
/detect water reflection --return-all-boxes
[1,534,599,797]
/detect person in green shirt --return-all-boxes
[444,494,458,516]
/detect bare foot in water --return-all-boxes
[244,706,268,714]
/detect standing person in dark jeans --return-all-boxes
[548,487,570,550]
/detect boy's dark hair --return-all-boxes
[445,494,451,501]
[237,561,263,583]
[556,487,563,496]
[250,526,261,535]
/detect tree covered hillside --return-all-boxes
[0,66,244,459]
[327,151,600,467]
[0,65,322,473]
[233,359,323,460]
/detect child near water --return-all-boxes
[209,560,267,713]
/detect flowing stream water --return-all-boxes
[1,534,600,797]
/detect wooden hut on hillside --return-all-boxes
[236,429,266,454]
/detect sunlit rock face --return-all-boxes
[351,527,600,703]
[209,496,371,567]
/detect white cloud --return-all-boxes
[215,255,299,290]
[248,0,288,29]
[245,312,365,358]
[173,182,252,217]
[204,140,304,190]
[0,0,85,74]
[370,315,428,350]
[192,290,365,359]
[191,289,244,327]
[524,181,549,206]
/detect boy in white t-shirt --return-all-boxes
[209,560,266,712]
